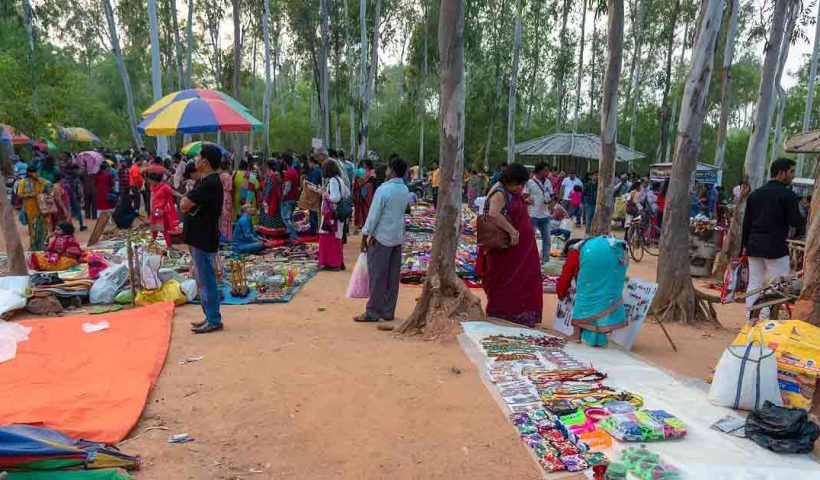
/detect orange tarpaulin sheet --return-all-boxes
[0,302,174,443]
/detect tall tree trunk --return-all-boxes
[665,16,691,163]
[506,0,523,164]
[398,0,483,338]
[652,0,723,325]
[717,0,792,275]
[103,0,143,149]
[186,0,194,87]
[344,0,356,155]
[555,0,572,132]
[713,0,738,169]
[797,0,820,177]
[572,0,588,134]
[232,0,243,158]
[770,4,799,165]
[524,0,542,131]
[0,170,27,276]
[419,0,429,175]
[320,0,331,148]
[590,0,625,236]
[483,74,502,171]
[586,9,601,132]
[148,0,168,157]
[795,167,820,324]
[357,0,368,160]
[263,0,272,161]
[357,0,381,161]
[170,0,184,89]
[656,0,681,162]
[22,0,34,63]
[627,0,651,150]
[249,36,257,154]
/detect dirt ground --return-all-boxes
[0,219,788,479]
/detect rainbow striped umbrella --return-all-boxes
[141,88,251,118]
[0,124,31,144]
[181,141,228,158]
[137,98,262,136]
[57,127,100,142]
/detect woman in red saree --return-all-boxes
[51,173,73,226]
[258,159,286,233]
[475,163,543,327]
[93,163,117,211]
[29,222,84,271]
[148,172,180,248]
[353,160,376,230]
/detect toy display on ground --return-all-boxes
[475,332,687,475]
[462,321,820,479]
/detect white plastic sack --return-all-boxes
[139,252,163,290]
[180,278,198,302]
[709,333,782,411]
[89,264,129,305]
[0,276,29,317]
[0,321,32,364]
[158,268,185,283]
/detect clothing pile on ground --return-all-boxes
[478,333,687,475]
[400,204,480,286]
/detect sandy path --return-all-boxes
[4,219,757,478]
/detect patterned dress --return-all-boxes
[17,177,51,251]
[219,171,234,241]
[259,171,285,230]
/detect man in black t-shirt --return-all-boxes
[182,145,225,334]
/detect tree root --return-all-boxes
[397,274,484,340]
[651,285,722,327]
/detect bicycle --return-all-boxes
[625,209,661,262]
[745,271,802,324]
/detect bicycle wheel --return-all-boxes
[749,293,791,321]
[645,225,661,256]
[627,225,644,262]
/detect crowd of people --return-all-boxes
[6,144,812,342]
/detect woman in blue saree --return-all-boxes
[556,236,629,347]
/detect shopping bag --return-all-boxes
[36,193,58,214]
[346,253,370,299]
[709,329,782,411]
[720,255,748,304]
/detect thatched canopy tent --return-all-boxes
[509,133,645,174]
[785,130,820,153]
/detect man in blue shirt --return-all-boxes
[355,156,411,323]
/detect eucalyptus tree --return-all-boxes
[590,0,625,236]
[652,0,723,325]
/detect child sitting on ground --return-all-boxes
[28,221,84,271]
[232,204,265,254]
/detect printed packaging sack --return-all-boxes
[346,253,369,299]
[89,264,129,304]
[721,255,748,304]
[710,330,782,411]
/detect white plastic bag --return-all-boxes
[553,280,576,336]
[90,264,129,305]
[709,330,782,411]
[180,278,198,302]
[139,252,163,290]
[0,337,17,364]
[0,276,29,317]
[346,253,369,299]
